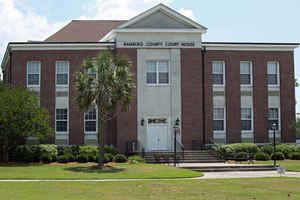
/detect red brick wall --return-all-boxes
[115,48,138,153]
[181,48,205,149]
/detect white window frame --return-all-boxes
[212,61,225,86]
[240,61,252,86]
[56,61,69,87]
[27,61,41,87]
[268,107,281,130]
[55,108,69,134]
[267,61,280,86]
[241,107,253,132]
[213,107,226,132]
[146,60,170,86]
[84,107,98,134]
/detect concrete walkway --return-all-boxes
[0,171,299,182]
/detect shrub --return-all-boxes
[230,143,259,154]
[255,152,270,161]
[39,144,57,162]
[40,153,52,163]
[290,152,300,160]
[297,146,300,153]
[234,152,249,161]
[113,154,127,163]
[276,144,297,159]
[64,153,75,162]
[104,146,119,156]
[77,154,89,163]
[128,155,145,163]
[79,146,98,159]
[261,145,274,155]
[271,152,285,160]
[104,153,114,162]
[57,155,69,163]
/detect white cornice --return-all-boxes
[204,43,299,51]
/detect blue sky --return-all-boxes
[1,0,300,111]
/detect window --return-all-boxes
[86,64,97,79]
[146,61,169,84]
[213,108,225,131]
[84,108,97,132]
[56,61,69,86]
[212,61,224,85]
[267,62,279,85]
[241,108,252,131]
[240,61,251,85]
[27,61,40,86]
[268,108,279,130]
[56,109,68,132]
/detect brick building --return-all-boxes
[1,4,298,152]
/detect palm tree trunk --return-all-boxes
[98,119,106,168]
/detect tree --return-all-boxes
[0,83,53,162]
[74,50,135,168]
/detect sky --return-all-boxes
[0,0,300,111]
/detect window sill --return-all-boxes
[146,84,170,87]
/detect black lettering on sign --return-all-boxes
[145,42,163,46]
[181,42,195,47]
[123,42,144,46]
[165,42,179,47]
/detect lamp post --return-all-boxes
[173,118,180,167]
[272,123,277,168]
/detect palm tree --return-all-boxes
[74,50,135,168]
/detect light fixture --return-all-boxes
[175,118,180,126]
[141,118,145,126]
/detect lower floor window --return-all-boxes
[56,108,68,132]
[85,108,97,132]
[241,108,252,131]
[268,108,279,130]
[213,108,225,131]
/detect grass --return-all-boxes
[236,159,300,172]
[0,178,300,199]
[0,162,202,179]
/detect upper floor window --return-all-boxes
[27,61,40,87]
[240,61,252,85]
[267,62,279,85]
[84,108,97,132]
[241,108,252,131]
[268,108,279,130]
[146,61,169,85]
[213,107,225,131]
[56,108,68,132]
[212,61,225,85]
[56,61,69,86]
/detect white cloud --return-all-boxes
[178,8,195,20]
[80,0,173,20]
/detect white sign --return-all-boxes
[118,41,201,48]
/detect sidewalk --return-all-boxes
[0,171,299,182]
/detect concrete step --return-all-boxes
[179,165,276,172]
[146,160,225,163]
[184,167,276,172]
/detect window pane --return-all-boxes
[240,62,250,74]
[213,120,224,131]
[241,108,251,119]
[28,74,39,85]
[213,74,223,85]
[56,74,68,85]
[159,72,169,84]
[268,108,278,119]
[268,74,278,85]
[28,61,40,74]
[213,108,224,119]
[240,74,251,85]
[268,120,279,130]
[158,61,168,72]
[85,121,96,132]
[267,63,277,74]
[56,121,67,132]
[146,61,156,72]
[85,108,96,120]
[242,120,251,130]
[56,61,68,73]
[147,72,156,84]
[56,109,68,120]
[212,62,223,73]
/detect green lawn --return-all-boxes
[0,163,202,179]
[1,178,300,200]
[237,160,300,172]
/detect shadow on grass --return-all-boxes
[64,165,125,174]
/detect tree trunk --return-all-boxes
[98,119,106,168]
